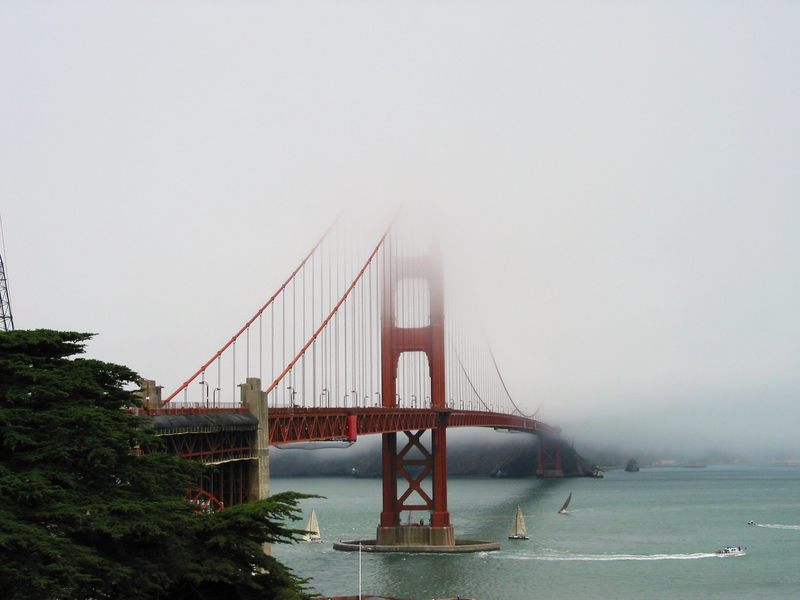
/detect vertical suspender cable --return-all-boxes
[401,234,407,406]
[273,302,277,405]
[302,262,306,406]
[411,249,425,406]
[312,249,316,407]
[335,230,340,407]
[343,231,348,407]
[372,246,376,406]
[328,235,332,406]
[350,233,358,406]
[362,262,366,404]
[282,289,286,406]
[292,274,296,405]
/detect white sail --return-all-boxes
[511,506,527,537]
[303,509,321,542]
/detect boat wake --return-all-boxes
[755,523,800,530]
[506,552,717,562]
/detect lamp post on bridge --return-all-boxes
[199,377,209,408]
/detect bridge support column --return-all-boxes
[375,249,454,548]
[375,422,454,547]
[430,415,450,530]
[380,432,399,528]
[243,378,270,501]
[537,437,564,478]
[137,378,162,409]
[334,238,498,554]
[243,377,270,555]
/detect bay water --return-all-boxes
[272,466,800,599]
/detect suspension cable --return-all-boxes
[265,226,391,397]
[454,351,491,411]
[486,343,535,418]
[163,220,338,404]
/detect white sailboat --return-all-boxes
[302,509,321,542]
[558,492,572,515]
[508,505,529,540]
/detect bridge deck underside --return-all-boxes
[268,408,556,444]
[150,408,560,508]
[151,408,557,448]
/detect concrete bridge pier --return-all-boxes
[242,377,270,555]
[138,378,162,408]
[242,377,270,502]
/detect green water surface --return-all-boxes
[272,465,800,599]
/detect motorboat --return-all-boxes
[715,546,746,557]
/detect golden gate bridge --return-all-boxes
[142,217,568,550]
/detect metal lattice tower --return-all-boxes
[0,251,13,331]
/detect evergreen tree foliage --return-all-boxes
[0,330,312,600]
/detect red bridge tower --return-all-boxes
[377,251,454,546]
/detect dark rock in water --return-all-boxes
[625,458,640,472]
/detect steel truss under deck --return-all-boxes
[268,407,557,444]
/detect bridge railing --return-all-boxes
[135,402,249,416]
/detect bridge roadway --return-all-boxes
[147,404,567,511]
[149,405,559,445]
[269,407,558,444]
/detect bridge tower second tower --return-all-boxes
[376,249,453,547]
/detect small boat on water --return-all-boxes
[715,546,746,557]
[747,520,756,525]
[508,505,529,540]
[558,492,572,515]
[302,509,321,542]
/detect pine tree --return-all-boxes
[0,330,312,600]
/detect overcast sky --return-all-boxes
[2,1,798,458]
